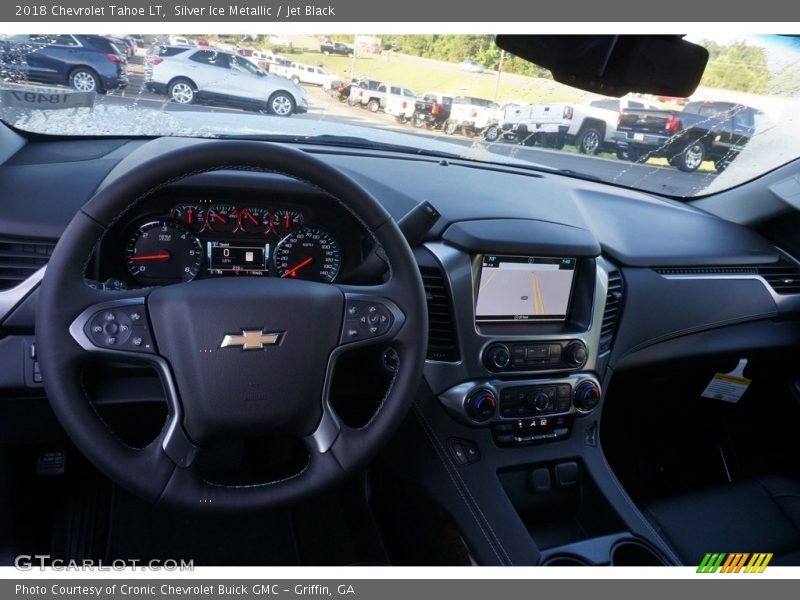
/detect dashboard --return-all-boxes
[1,132,800,569]
[1,134,800,423]
[92,191,378,288]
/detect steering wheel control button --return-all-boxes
[341,299,395,344]
[83,304,155,353]
[465,388,497,422]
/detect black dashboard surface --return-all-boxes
[0,135,780,268]
[1,133,797,375]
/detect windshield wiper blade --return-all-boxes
[218,133,462,160]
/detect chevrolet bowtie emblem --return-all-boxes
[219,330,283,351]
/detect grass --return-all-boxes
[275,41,585,105]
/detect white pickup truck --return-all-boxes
[491,97,661,154]
[288,62,337,87]
[443,96,503,137]
[379,84,417,123]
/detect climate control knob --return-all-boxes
[484,344,511,370]
[466,388,498,422]
[574,380,601,412]
[565,341,588,367]
[532,392,550,412]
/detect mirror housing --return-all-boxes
[495,35,709,98]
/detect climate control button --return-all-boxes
[574,380,602,412]
[466,389,498,422]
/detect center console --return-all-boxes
[393,218,675,566]
[420,228,611,451]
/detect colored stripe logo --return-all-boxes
[697,553,773,573]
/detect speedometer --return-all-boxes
[273,227,342,283]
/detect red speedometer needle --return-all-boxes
[130,252,171,262]
[282,256,313,278]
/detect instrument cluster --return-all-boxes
[121,202,345,286]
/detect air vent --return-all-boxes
[599,270,623,354]
[654,266,759,275]
[654,261,800,295]
[419,265,460,362]
[759,262,800,295]
[0,237,54,290]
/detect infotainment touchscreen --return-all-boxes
[475,255,577,322]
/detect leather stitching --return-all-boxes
[411,399,510,565]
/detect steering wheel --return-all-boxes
[35,141,428,511]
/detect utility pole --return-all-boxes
[350,38,357,79]
[494,49,506,102]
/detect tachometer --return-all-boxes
[274,227,342,283]
[125,220,203,284]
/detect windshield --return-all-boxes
[1,33,799,198]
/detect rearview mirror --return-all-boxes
[495,35,709,98]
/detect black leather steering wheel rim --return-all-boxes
[35,140,428,511]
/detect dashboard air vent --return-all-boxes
[759,262,800,295]
[654,261,800,295]
[419,265,460,362]
[599,270,624,354]
[0,237,54,291]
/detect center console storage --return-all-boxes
[498,460,668,566]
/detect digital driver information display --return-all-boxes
[476,256,577,322]
[207,241,269,275]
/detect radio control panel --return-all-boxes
[483,340,588,372]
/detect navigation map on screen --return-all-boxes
[475,256,576,321]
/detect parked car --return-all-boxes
[320,41,354,57]
[347,78,383,110]
[0,34,128,93]
[259,56,294,79]
[268,35,293,49]
[288,63,337,87]
[615,101,762,172]
[380,84,417,123]
[489,97,661,152]
[105,36,136,58]
[145,48,307,116]
[443,96,503,137]
[459,60,483,73]
[413,92,453,129]
[168,35,190,46]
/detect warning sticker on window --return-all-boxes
[701,359,751,403]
